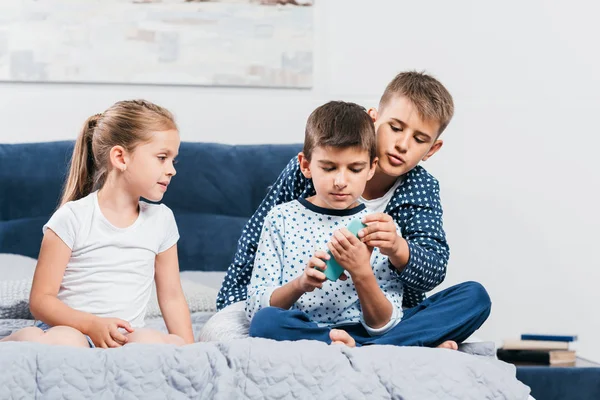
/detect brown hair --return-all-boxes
[303,101,376,162]
[60,99,177,206]
[379,71,454,136]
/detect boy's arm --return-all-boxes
[218,156,311,310]
[360,176,449,305]
[357,272,404,336]
[353,274,397,331]
[245,213,289,319]
[268,281,306,310]
[329,229,399,333]
[394,179,449,292]
[155,244,194,344]
[270,250,332,309]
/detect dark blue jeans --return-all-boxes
[249,281,491,347]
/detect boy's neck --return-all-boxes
[301,196,365,216]
[363,169,401,200]
[305,196,361,211]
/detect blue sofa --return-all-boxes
[0,141,301,272]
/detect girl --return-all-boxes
[1,100,194,348]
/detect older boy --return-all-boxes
[214,71,490,347]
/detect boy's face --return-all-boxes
[299,146,377,210]
[369,95,443,178]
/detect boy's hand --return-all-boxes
[328,228,373,279]
[298,251,333,292]
[358,213,401,257]
[85,317,135,348]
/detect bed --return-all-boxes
[0,257,531,399]
[0,142,532,398]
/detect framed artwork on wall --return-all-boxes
[0,0,313,88]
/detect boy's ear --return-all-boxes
[422,140,443,162]
[367,157,378,181]
[367,107,378,122]
[298,152,312,179]
[109,145,128,172]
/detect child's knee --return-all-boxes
[165,334,185,346]
[249,307,283,339]
[44,326,89,347]
[9,327,45,342]
[126,328,175,344]
[126,328,160,344]
[462,281,492,311]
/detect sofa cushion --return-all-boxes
[0,213,246,272]
[176,212,249,272]
[0,253,37,280]
[161,142,300,218]
[0,142,70,222]
[0,217,48,260]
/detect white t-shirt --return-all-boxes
[43,191,179,328]
[359,177,404,213]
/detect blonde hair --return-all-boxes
[60,99,177,206]
[379,71,454,136]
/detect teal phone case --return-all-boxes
[321,219,367,281]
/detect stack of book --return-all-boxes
[497,334,578,366]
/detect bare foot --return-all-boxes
[329,329,356,348]
[437,340,458,350]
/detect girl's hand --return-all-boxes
[328,228,373,279]
[86,317,135,348]
[358,213,401,257]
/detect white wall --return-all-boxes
[1,1,599,361]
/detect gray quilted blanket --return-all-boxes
[0,338,530,399]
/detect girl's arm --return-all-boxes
[30,229,97,331]
[30,229,133,348]
[155,244,194,344]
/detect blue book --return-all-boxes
[521,334,578,342]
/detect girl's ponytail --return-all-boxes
[59,114,101,206]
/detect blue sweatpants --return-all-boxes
[249,281,491,347]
